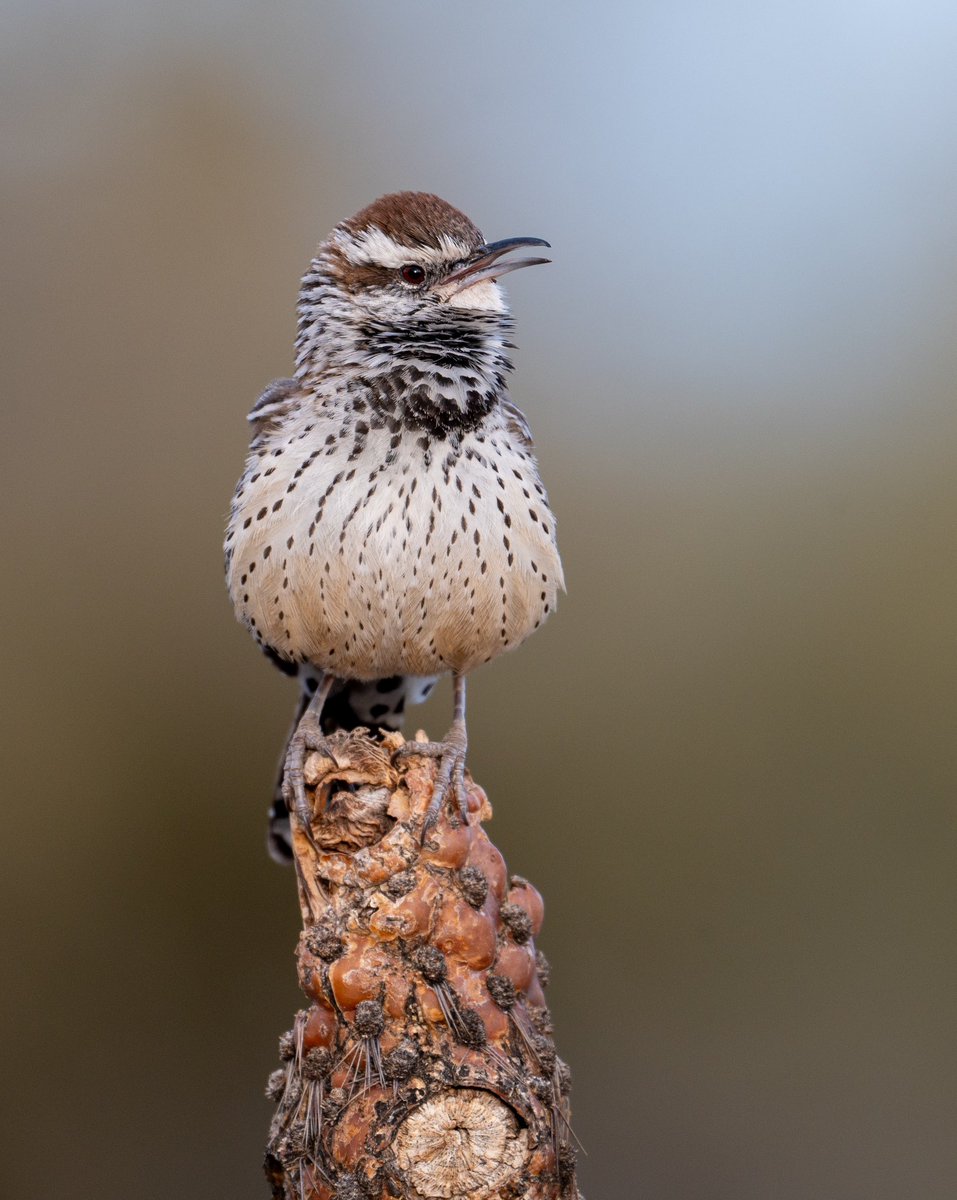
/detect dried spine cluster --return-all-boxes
[264,729,581,1199]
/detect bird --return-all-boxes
[225,192,563,861]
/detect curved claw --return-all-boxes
[282,722,339,852]
[419,744,469,843]
[393,739,447,762]
[389,676,469,842]
[303,729,340,769]
[281,743,317,851]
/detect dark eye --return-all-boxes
[400,263,426,285]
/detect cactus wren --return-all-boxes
[225,192,563,859]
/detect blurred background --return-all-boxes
[3,2,957,1196]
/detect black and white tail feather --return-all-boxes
[266,664,436,862]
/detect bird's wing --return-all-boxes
[247,377,301,428]
[499,397,536,451]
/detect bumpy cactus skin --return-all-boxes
[264,730,580,1200]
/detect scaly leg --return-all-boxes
[395,673,469,837]
[282,673,338,846]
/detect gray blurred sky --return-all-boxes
[3,3,957,1199]
[7,0,957,444]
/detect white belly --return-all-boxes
[226,420,562,679]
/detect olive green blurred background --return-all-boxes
[4,3,957,1197]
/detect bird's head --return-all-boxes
[296,192,550,381]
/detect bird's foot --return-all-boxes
[281,712,339,848]
[394,727,469,838]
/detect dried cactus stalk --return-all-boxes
[264,728,582,1200]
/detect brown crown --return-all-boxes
[339,191,484,251]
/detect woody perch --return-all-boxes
[225,192,563,859]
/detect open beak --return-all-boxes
[444,236,552,296]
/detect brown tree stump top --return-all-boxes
[264,729,581,1200]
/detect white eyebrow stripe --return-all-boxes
[333,226,473,269]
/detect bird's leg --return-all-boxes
[282,673,338,846]
[395,673,469,835]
